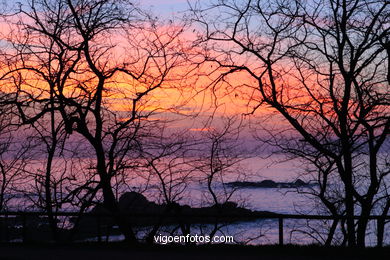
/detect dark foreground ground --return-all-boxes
[0,243,389,260]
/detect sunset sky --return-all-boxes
[142,0,189,16]
[0,0,296,141]
[0,0,388,250]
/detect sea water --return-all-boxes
[2,156,388,246]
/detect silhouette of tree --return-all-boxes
[193,116,248,206]
[0,92,29,211]
[191,0,390,247]
[0,0,191,243]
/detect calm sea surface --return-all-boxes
[6,156,387,246]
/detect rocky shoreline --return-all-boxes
[75,192,276,227]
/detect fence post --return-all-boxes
[278,217,284,246]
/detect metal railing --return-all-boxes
[0,211,389,246]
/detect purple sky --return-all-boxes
[141,0,190,17]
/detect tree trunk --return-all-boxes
[341,139,356,247]
[377,218,385,247]
[377,200,390,247]
[356,207,371,247]
[96,152,138,244]
[325,218,339,246]
[344,168,356,247]
[45,150,58,241]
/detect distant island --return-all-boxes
[227,179,315,189]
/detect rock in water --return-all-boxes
[118,191,149,211]
[294,179,306,187]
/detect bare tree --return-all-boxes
[26,110,71,240]
[193,116,248,206]
[0,93,29,211]
[191,115,250,242]
[0,0,191,243]
[191,0,390,247]
[131,125,198,244]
